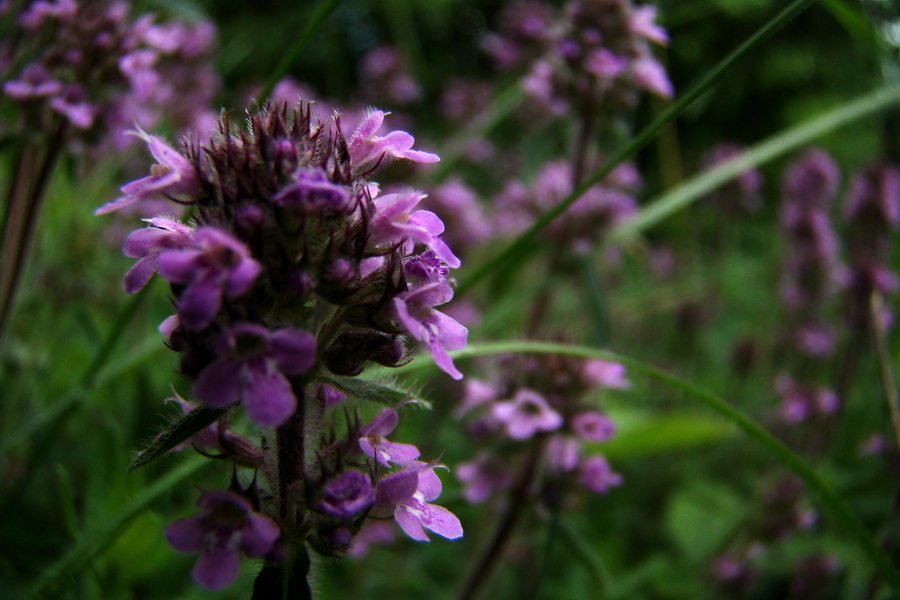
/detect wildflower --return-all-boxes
[315,471,377,520]
[359,408,421,467]
[156,227,261,331]
[165,490,279,590]
[492,389,563,440]
[369,190,461,268]
[121,217,193,293]
[95,131,202,215]
[390,281,468,380]
[193,323,316,427]
[456,453,514,503]
[347,109,439,175]
[372,463,463,542]
[571,412,616,442]
[578,454,623,494]
[582,359,630,389]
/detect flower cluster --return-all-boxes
[484,0,672,117]
[2,0,218,148]
[455,356,626,505]
[778,148,845,357]
[493,159,640,254]
[100,102,466,589]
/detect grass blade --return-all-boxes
[609,84,900,242]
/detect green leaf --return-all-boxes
[599,410,735,460]
[609,84,900,242]
[127,405,229,472]
[394,340,900,591]
[455,0,818,296]
[665,483,746,564]
[321,375,432,410]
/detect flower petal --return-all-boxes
[192,547,241,590]
[240,514,280,558]
[194,360,242,407]
[165,516,207,553]
[243,364,296,427]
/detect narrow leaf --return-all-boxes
[127,405,229,472]
[321,375,431,410]
[610,84,900,242]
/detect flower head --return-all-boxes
[372,462,463,542]
[193,323,316,427]
[165,490,279,590]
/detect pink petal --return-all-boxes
[395,505,430,542]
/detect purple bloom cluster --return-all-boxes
[359,45,421,108]
[100,102,466,589]
[484,0,672,117]
[3,0,218,148]
[778,149,846,357]
[494,159,640,253]
[455,355,627,505]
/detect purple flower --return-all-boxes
[571,412,616,442]
[3,63,63,99]
[631,56,673,98]
[369,190,461,268]
[122,217,194,293]
[783,148,840,209]
[492,389,563,440]
[165,490,279,590]
[156,227,261,331]
[347,109,439,175]
[359,408,421,467]
[95,130,202,215]
[545,435,581,472]
[372,463,463,542]
[630,5,669,45]
[316,470,377,519]
[193,323,316,427]
[582,359,630,389]
[455,452,513,503]
[584,49,628,78]
[274,167,352,214]
[578,454,622,494]
[390,281,468,380]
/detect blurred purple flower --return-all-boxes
[165,490,279,590]
[571,412,616,442]
[578,454,622,494]
[456,452,514,503]
[95,130,201,215]
[492,389,563,440]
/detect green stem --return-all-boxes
[455,0,818,296]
